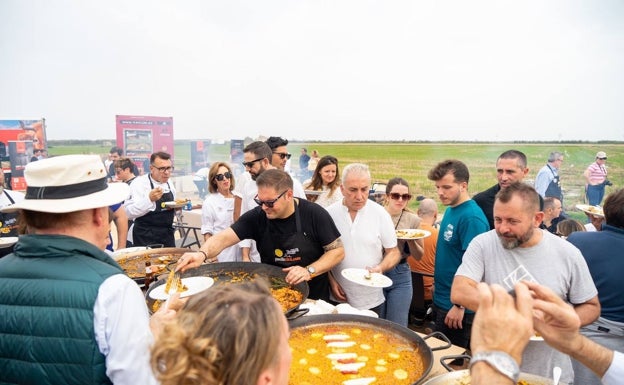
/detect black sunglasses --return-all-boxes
[242,158,264,168]
[389,193,413,201]
[273,152,292,160]
[598,157,607,160]
[215,172,232,181]
[254,190,288,208]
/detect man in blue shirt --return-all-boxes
[427,159,489,348]
[567,188,624,385]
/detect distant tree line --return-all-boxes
[48,139,622,147]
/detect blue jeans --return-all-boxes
[586,184,605,206]
[380,261,412,327]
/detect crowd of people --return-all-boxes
[0,144,620,385]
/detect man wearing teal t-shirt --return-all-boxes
[427,159,489,349]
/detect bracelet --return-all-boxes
[198,250,208,263]
[454,303,465,310]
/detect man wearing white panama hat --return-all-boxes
[0,155,169,385]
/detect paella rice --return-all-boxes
[289,324,425,385]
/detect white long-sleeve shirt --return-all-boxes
[124,174,176,220]
[201,192,240,261]
[94,274,158,384]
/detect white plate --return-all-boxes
[162,200,189,209]
[575,204,604,217]
[111,246,149,259]
[341,268,393,288]
[0,237,18,248]
[149,276,214,300]
[335,303,379,318]
[395,229,431,240]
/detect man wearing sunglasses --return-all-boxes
[178,169,344,302]
[234,141,307,262]
[265,136,307,199]
[233,141,276,262]
[124,151,178,247]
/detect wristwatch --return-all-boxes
[306,265,316,277]
[469,351,519,383]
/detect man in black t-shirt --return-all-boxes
[473,150,544,229]
[177,169,344,301]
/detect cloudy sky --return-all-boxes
[1,0,623,142]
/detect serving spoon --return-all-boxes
[552,366,562,385]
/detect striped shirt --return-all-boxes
[586,162,607,185]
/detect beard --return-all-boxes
[250,165,266,181]
[498,227,534,249]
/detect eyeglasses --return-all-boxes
[152,165,174,173]
[273,152,292,160]
[242,158,264,168]
[254,190,288,208]
[598,157,607,160]
[215,172,232,181]
[389,193,413,201]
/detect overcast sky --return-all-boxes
[1,0,623,142]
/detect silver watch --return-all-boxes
[306,265,316,276]
[469,351,519,383]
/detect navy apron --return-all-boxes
[544,165,563,201]
[258,201,330,301]
[132,176,175,247]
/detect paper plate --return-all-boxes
[341,268,393,288]
[0,237,18,249]
[575,204,604,217]
[148,276,214,300]
[395,229,431,240]
[163,200,188,209]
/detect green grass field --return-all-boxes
[48,141,622,217]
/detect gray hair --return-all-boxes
[548,151,563,163]
[341,163,371,184]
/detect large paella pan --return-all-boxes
[145,261,309,317]
[288,314,452,385]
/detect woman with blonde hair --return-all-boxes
[151,280,292,385]
[201,162,240,261]
[303,155,343,208]
[381,177,424,327]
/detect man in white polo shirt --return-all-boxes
[326,163,400,313]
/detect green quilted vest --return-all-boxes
[0,234,125,385]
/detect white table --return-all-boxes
[174,209,202,248]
